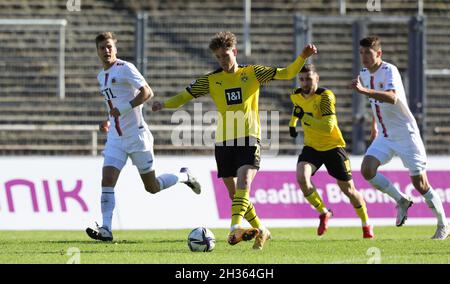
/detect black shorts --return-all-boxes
[297,146,352,181]
[215,138,261,178]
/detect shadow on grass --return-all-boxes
[9,239,185,245]
[279,238,418,244]
[36,240,142,244]
[0,249,189,256]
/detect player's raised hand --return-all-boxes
[99,120,110,133]
[152,101,163,112]
[349,75,366,93]
[300,44,318,59]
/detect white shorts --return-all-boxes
[366,133,427,176]
[103,129,155,174]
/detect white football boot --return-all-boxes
[431,225,449,240]
[396,196,413,227]
[180,167,201,194]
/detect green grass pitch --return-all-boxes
[0,226,448,264]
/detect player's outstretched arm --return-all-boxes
[274,44,317,80]
[152,101,164,112]
[152,90,194,112]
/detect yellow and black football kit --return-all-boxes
[289,87,352,181]
[186,65,276,144]
[163,54,307,232]
[164,55,306,177]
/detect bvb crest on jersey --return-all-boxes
[240,72,248,82]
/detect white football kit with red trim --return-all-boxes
[97,59,154,172]
[359,61,426,175]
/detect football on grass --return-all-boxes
[187,227,215,252]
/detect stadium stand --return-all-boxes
[0,0,449,155]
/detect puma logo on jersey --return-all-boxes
[216,81,222,85]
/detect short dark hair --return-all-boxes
[359,36,381,51]
[300,64,317,74]
[95,32,117,48]
[209,31,237,51]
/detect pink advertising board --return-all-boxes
[212,171,450,219]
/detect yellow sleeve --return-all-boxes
[289,116,299,127]
[289,106,301,127]
[302,114,336,134]
[301,91,336,133]
[253,65,277,84]
[186,74,209,98]
[164,73,211,108]
[273,55,306,80]
[319,90,336,116]
[163,90,194,109]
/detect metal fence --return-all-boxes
[293,15,426,154]
[1,10,449,155]
[0,19,66,100]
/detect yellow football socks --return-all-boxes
[231,189,250,227]
[305,191,328,214]
[244,202,262,228]
[354,201,370,226]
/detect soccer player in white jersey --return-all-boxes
[86,32,201,242]
[350,36,448,240]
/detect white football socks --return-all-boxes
[369,173,407,202]
[176,171,189,183]
[101,187,115,231]
[423,188,448,226]
[156,172,188,191]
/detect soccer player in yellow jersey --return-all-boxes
[152,31,317,249]
[289,64,374,238]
